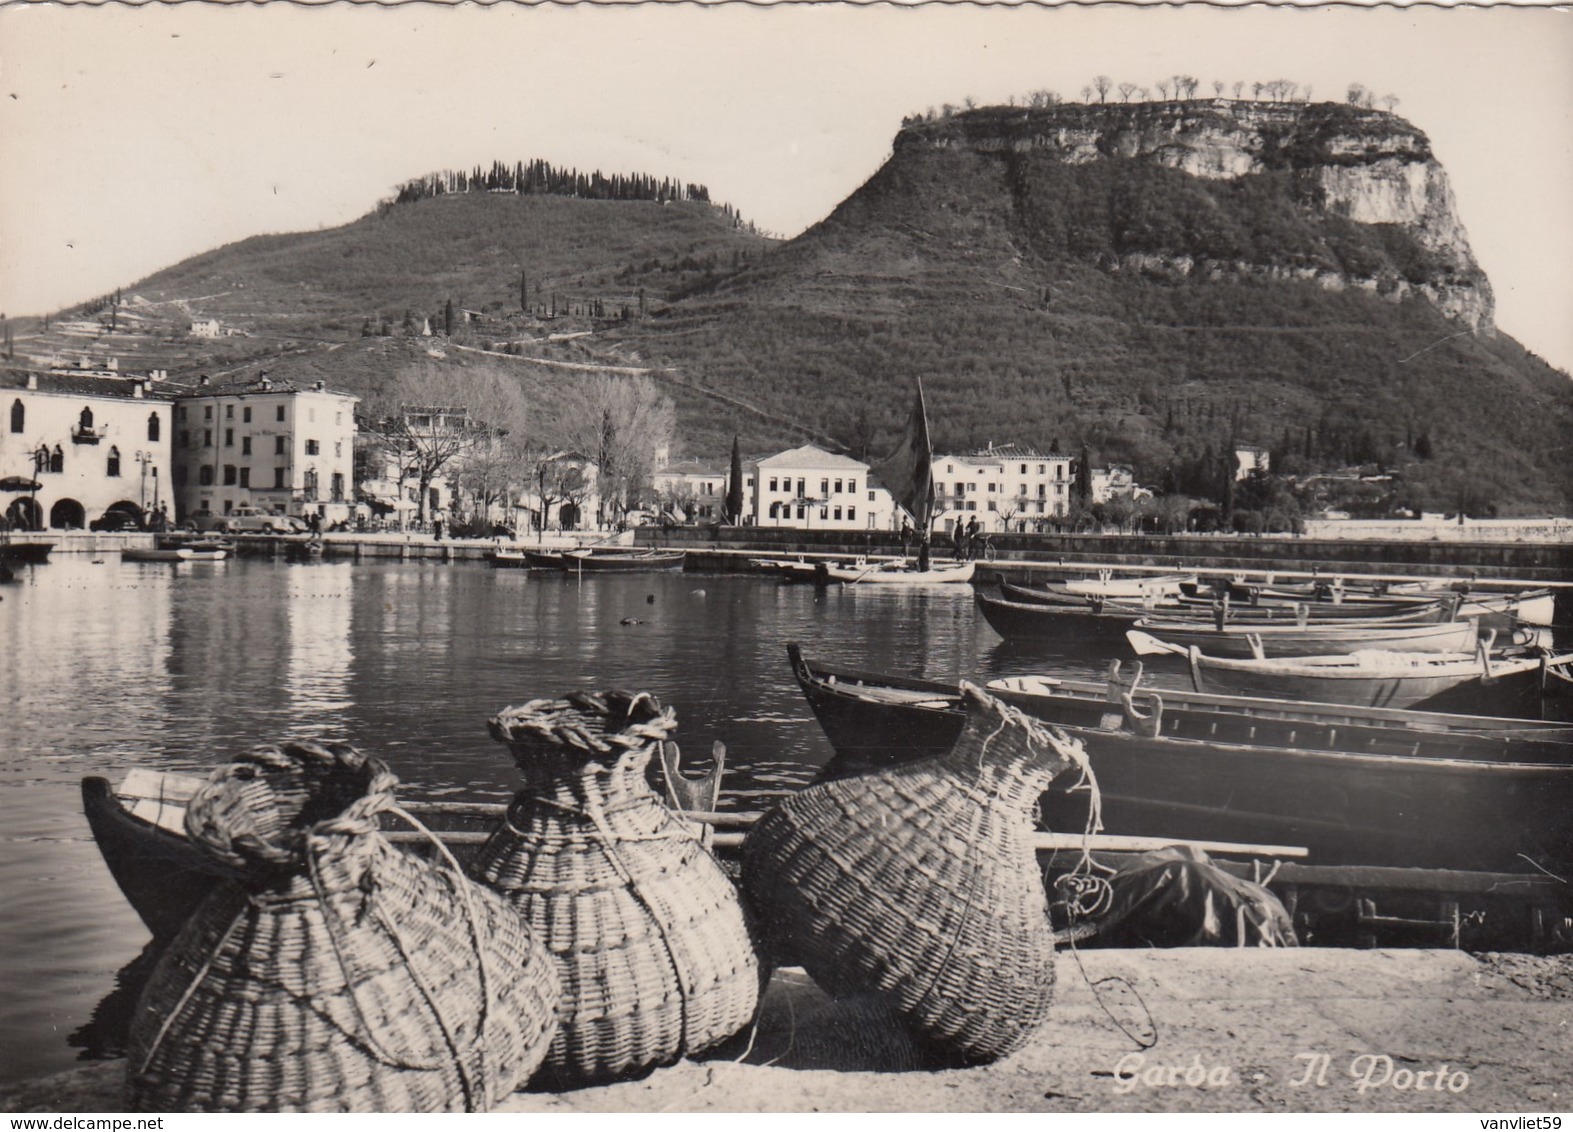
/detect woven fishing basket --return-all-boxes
[125,741,559,1113]
[471,690,761,1088]
[741,682,1089,1064]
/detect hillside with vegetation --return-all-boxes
[22,103,1573,517]
[608,99,1572,514]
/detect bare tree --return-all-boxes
[963,95,977,110]
[1118,82,1138,103]
[1081,85,1093,103]
[1380,93,1400,112]
[1233,81,1244,99]
[1213,80,1225,97]
[540,375,675,527]
[361,361,530,526]
[1346,82,1366,105]
[1138,86,1150,101]
[1252,81,1264,100]
[1156,79,1171,100]
[1302,84,1313,102]
[1093,75,1112,103]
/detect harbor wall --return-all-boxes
[645,527,1573,584]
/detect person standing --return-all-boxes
[965,516,980,560]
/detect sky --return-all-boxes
[2,3,1571,374]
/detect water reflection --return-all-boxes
[1,558,1141,1084]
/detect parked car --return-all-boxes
[227,507,307,534]
[184,507,306,534]
[89,511,142,532]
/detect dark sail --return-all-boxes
[873,380,936,534]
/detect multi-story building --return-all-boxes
[171,373,358,526]
[753,445,894,531]
[651,458,755,524]
[933,443,1074,533]
[1,368,175,530]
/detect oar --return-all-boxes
[1126,629,1187,657]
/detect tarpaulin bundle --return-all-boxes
[1084,846,1298,948]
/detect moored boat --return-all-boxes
[563,548,686,572]
[1157,635,1573,716]
[122,546,228,562]
[785,645,1573,872]
[976,589,1143,642]
[1127,614,1480,658]
[1062,570,1195,598]
[822,558,974,585]
[489,549,534,568]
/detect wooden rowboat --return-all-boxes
[1128,615,1481,659]
[822,559,975,585]
[1000,580,1451,623]
[563,548,686,572]
[121,546,228,563]
[786,644,1573,873]
[1062,571,1194,598]
[1135,632,1573,716]
[976,589,1143,642]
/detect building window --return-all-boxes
[225,428,234,447]
[107,447,121,477]
[848,506,857,521]
[1037,465,1045,475]
[335,441,342,458]
[50,446,64,473]
[222,465,236,486]
[303,468,319,500]
[147,413,160,442]
[768,502,779,519]
[203,429,213,447]
[796,478,805,498]
[274,467,286,489]
[239,467,250,488]
[305,439,319,456]
[276,405,285,422]
[242,436,252,456]
[819,507,828,520]
[174,466,188,486]
[275,436,286,455]
[988,483,997,493]
[79,407,95,432]
[768,477,778,492]
[868,490,875,502]
[987,501,997,512]
[820,478,829,497]
[10,400,23,433]
[834,479,843,494]
[833,506,842,521]
[199,466,214,486]
[176,405,187,422]
[225,405,234,419]
[243,406,252,423]
[204,405,213,420]
[335,412,342,426]
[796,506,805,520]
[179,430,190,448]
[331,472,344,502]
[848,479,857,493]
[1039,483,1046,497]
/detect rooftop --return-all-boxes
[755,444,867,471]
[0,369,177,401]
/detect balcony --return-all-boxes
[71,426,103,445]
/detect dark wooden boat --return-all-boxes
[976,589,1143,642]
[1001,580,1451,623]
[0,539,55,563]
[489,549,534,569]
[564,548,685,572]
[1128,615,1480,658]
[786,644,1573,872]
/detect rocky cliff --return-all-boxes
[894,100,1492,329]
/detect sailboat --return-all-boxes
[847,380,973,584]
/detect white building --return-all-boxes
[651,458,754,523]
[1090,464,1150,504]
[171,373,358,526]
[753,445,895,531]
[1,369,175,530]
[1235,444,1271,480]
[933,444,1075,533]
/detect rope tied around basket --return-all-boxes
[151,742,500,1109]
[905,685,1098,1029]
[488,688,699,1059]
[487,690,679,767]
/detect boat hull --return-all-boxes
[1131,618,1480,658]
[823,560,975,584]
[976,590,1138,642]
[786,646,1573,872]
[564,550,686,572]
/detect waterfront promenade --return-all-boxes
[3,949,1566,1113]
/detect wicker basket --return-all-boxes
[471,690,761,1087]
[126,742,559,1113]
[741,682,1088,1064]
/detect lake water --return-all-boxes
[0,554,1170,1084]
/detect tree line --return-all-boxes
[392,159,715,211]
[904,77,1399,124]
